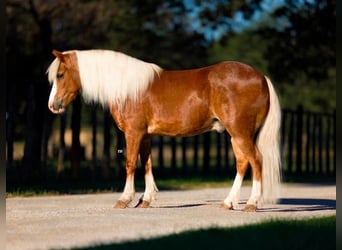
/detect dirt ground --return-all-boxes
[6,183,336,250]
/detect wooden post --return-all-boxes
[203,133,210,174]
[325,115,331,175]
[182,137,187,174]
[57,112,66,179]
[171,138,177,174]
[224,133,230,174]
[305,112,312,174]
[318,116,323,174]
[158,136,164,171]
[287,112,294,174]
[193,136,199,174]
[216,133,222,175]
[91,105,97,171]
[312,115,317,173]
[102,110,111,179]
[70,95,81,180]
[333,109,336,175]
[296,105,303,174]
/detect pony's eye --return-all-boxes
[56,73,64,79]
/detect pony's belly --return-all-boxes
[147,119,225,137]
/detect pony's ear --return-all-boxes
[52,50,65,62]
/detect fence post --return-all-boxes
[91,105,97,171]
[224,133,230,174]
[318,116,323,174]
[325,114,331,175]
[182,137,187,174]
[57,112,66,178]
[216,133,222,174]
[333,109,336,175]
[70,96,81,179]
[158,136,164,171]
[203,133,210,174]
[193,136,199,174]
[312,115,317,173]
[305,112,312,174]
[296,105,303,174]
[102,110,111,179]
[171,138,177,174]
[287,112,294,174]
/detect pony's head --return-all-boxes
[47,50,81,114]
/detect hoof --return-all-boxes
[243,204,257,212]
[114,200,130,209]
[220,202,233,210]
[135,200,151,208]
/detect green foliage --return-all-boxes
[6,0,335,110]
[6,0,335,175]
[208,30,269,74]
[258,0,335,84]
[209,0,335,111]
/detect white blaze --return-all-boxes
[48,83,57,110]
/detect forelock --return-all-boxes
[47,57,61,85]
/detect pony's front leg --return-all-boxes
[114,133,142,209]
[136,136,158,208]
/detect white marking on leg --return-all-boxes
[247,180,261,205]
[119,175,135,202]
[224,173,243,208]
[143,170,158,203]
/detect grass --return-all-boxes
[76,216,336,250]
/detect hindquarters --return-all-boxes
[210,62,281,209]
[209,62,270,138]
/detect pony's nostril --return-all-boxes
[53,100,63,111]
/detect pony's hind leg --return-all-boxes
[135,136,158,208]
[222,138,249,210]
[233,136,262,212]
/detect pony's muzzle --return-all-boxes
[53,100,63,111]
[49,99,65,114]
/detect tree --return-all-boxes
[205,0,335,111]
[257,0,336,111]
[5,0,232,181]
[259,0,335,85]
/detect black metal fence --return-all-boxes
[66,105,335,179]
[281,106,336,177]
[7,104,336,181]
[142,105,336,178]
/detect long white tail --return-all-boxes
[256,76,282,204]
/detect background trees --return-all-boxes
[6,0,335,181]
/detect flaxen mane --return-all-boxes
[47,50,162,108]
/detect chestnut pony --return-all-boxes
[47,49,281,211]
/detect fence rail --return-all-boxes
[281,106,335,177]
[7,105,336,181]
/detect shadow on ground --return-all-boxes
[75,216,335,250]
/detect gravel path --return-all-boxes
[6,183,336,250]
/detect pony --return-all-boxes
[47,49,281,211]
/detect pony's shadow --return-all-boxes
[147,198,336,212]
[153,203,208,209]
[258,198,336,212]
